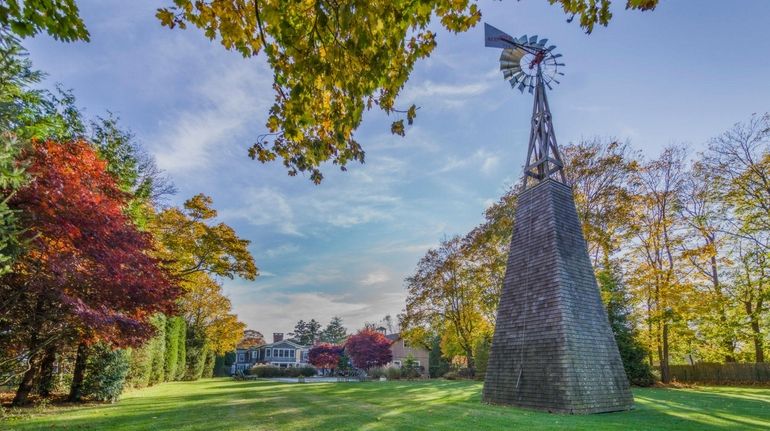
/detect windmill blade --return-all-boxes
[538,38,548,47]
[518,82,526,92]
[518,35,529,44]
[500,48,525,62]
[484,23,516,48]
[529,35,538,44]
[547,45,557,51]
[553,53,563,58]
[500,60,520,70]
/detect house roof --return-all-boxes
[258,339,308,349]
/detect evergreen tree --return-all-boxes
[202,351,216,378]
[320,316,348,344]
[184,326,209,380]
[598,265,655,386]
[82,343,130,403]
[164,316,180,381]
[149,315,167,385]
[292,319,323,345]
[428,335,450,378]
[175,320,187,380]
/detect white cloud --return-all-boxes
[220,187,302,236]
[361,270,390,286]
[231,289,407,337]
[264,243,300,258]
[399,80,492,109]
[430,149,500,176]
[477,150,500,175]
[151,62,272,175]
[235,293,371,336]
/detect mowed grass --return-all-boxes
[3,378,770,430]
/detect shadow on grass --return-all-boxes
[5,380,770,430]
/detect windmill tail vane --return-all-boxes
[485,23,567,188]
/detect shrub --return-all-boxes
[248,365,316,378]
[368,367,387,379]
[401,355,422,380]
[298,366,316,377]
[249,365,283,377]
[444,371,460,380]
[386,367,402,380]
[125,345,152,389]
[443,368,474,380]
[82,343,131,403]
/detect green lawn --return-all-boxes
[3,378,770,430]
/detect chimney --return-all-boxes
[273,332,284,343]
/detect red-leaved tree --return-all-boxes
[344,329,392,370]
[308,343,344,372]
[0,140,180,405]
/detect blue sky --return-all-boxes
[25,1,770,337]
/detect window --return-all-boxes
[251,351,257,359]
[266,349,271,358]
[238,354,245,362]
[290,350,295,358]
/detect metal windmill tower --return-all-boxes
[484,23,566,187]
[481,23,633,414]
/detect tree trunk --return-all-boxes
[13,298,45,405]
[465,349,475,377]
[751,319,765,363]
[68,342,88,402]
[37,344,58,397]
[710,254,736,363]
[660,322,671,383]
[12,360,40,406]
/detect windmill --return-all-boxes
[481,23,634,414]
[484,23,566,187]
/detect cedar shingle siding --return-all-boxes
[483,180,633,413]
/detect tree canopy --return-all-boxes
[344,328,392,370]
[0,1,660,182]
[308,343,344,370]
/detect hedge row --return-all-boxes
[249,365,316,378]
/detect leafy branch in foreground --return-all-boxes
[1,1,659,183]
[156,0,658,183]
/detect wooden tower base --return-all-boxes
[482,179,633,414]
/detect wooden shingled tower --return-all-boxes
[482,23,633,413]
